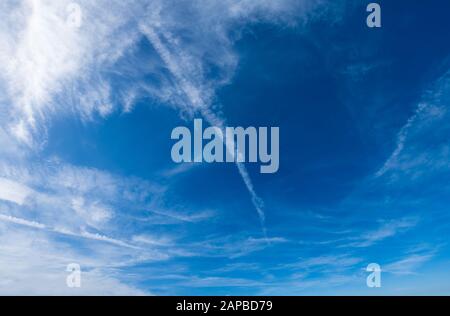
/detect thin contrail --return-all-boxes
[142,25,267,236]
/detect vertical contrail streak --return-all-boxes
[142,25,267,236]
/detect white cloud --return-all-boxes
[0,225,148,295]
[193,235,288,259]
[0,0,323,145]
[0,214,45,229]
[281,254,363,271]
[375,71,450,178]
[71,197,112,229]
[344,217,419,248]
[0,177,33,205]
[0,0,142,145]
[375,103,429,177]
[0,212,135,249]
[132,234,174,246]
[384,253,434,275]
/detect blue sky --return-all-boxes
[0,0,450,295]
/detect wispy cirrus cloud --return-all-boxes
[0,224,149,295]
[0,177,33,205]
[0,0,326,242]
[279,254,363,273]
[0,0,143,145]
[188,234,288,259]
[0,0,323,143]
[342,217,419,248]
[0,213,45,229]
[383,244,438,276]
[0,155,200,294]
[0,213,137,249]
[375,70,450,179]
[384,253,434,276]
